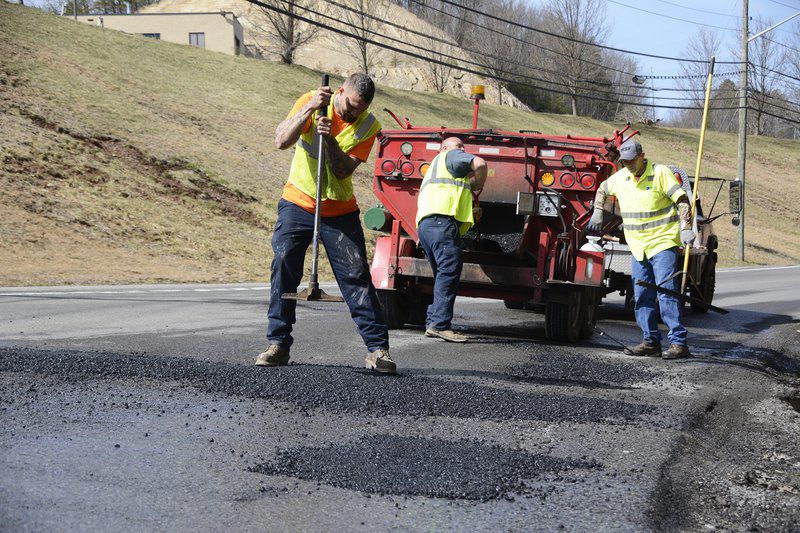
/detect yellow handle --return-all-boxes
[681,57,715,294]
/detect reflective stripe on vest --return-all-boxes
[288,98,381,202]
[610,163,682,260]
[415,152,474,235]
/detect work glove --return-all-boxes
[680,228,696,246]
[586,209,604,235]
[472,202,483,224]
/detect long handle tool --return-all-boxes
[282,73,344,303]
[636,56,728,315]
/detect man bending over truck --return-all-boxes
[415,137,487,343]
[587,139,695,360]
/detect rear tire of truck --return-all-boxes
[376,289,408,329]
[690,252,717,313]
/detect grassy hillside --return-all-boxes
[1,3,799,285]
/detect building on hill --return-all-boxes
[73,12,249,57]
[139,0,527,110]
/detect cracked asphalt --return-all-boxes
[1,265,799,531]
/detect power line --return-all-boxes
[749,106,800,127]
[651,0,738,19]
[408,0,639,78]
[286,0,737,101]
[436,0,741,64]
[766,0,800,10]
[245,0,743,110]
[604,0,738,31]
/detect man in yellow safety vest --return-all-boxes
[587,139,695,359]
[255,73,395,374]
[416,137,487,343]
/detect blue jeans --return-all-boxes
[267,199,389,352]
[631,247,688,346]
[418,215,463,331]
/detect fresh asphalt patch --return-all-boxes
[0,347,656,423]
[249,434,599,501]
[508,351,660,389]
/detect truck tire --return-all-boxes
[691,252,716,313]
[376,289,408,329]
[545,291,582,342]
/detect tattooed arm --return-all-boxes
[676,197,691,230]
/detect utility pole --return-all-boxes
[736,4,800,261]
[736,0,747,261]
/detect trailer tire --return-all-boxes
[545,291,583,342]
[407,294,433,326]
[376,289,408,329]
[579,289,599,340]
[691,252,716,313]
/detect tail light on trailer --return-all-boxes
[419,162,430,177]
[400,161,414,177]
[381,160,396,175]
[560,173,575,188]
[580,174,596,189]
[540,172,555,186]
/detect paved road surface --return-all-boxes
[1,266,799,531]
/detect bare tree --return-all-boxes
[747,17,788,136]
[422,37,454,93]
[254,0,320,64]
[340,0,387,76]
[467,0,532,106]
[541,0,608,116]
[675,28,723,129]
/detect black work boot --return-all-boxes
[255,345,290,366]
[625,341,662,357]
[663,344,690,360]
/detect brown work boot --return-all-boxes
[663,344,690,360]
[365,348,396,375]
[425,328,468,343]
[255,344,290,367]
[625,341,662,357]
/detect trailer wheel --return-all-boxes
[545,291,583,342]
[407,294,433,326]
[376,289,408,329]
[579,289,600,339]
[690,252,716,313]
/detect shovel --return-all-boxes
[282,74,344,303]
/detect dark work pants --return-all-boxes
[417,215,463,331]
[267,199,389,352]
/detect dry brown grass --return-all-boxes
[1,3,798,286]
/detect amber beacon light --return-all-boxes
[470,84,485,128]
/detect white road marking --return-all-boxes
[718,265,800,274]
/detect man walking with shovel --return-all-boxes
[256,73,395,374]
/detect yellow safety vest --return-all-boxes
[288,97,381,202]
[415,151,474,235]
[602,161,687,261]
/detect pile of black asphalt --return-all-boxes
[0,347,655,423]
[249,435,600,501]
[508,352,660,389]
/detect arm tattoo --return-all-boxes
[274,104,315,150]
[593,186,608,210]
[323,138,360,180]
[676,198,691,229]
